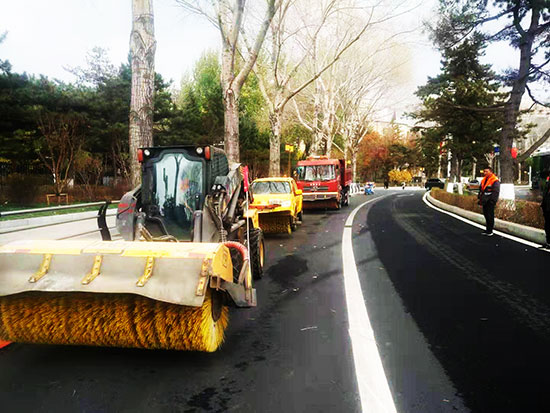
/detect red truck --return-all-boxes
[295,156,352,209]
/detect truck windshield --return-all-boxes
[252,181,291,194]
[152,152,203,240]
[296,165,335,181]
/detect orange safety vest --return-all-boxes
[481,174,498,191]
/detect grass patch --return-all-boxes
[430,188,544,229]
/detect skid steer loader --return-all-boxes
[0,146,265,352]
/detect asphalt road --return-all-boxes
[0,190,548,412]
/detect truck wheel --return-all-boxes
[286,217,292,234]
[297,211,303,222]
[248,228,265,280]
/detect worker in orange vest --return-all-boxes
[478,167,500,236]
[541,172,550,249]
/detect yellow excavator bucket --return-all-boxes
[0,240,237,352]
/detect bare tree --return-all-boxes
[294,27,410,168]
[129,0,156,187]
[177,0,280,163]
[37,112,84,195]
[74,150,105,200]
[252,0,417,174]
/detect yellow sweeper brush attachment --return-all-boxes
[259,213,292,234]
[0,240,247,352]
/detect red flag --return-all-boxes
[243,166,249,192]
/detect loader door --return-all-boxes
[143,151,205,241]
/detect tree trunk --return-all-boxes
[269,111,282,176]
[450,153,459,182]
[310,81,323,155]
[224,87,240,163]
[220,41,240,163]
[129,0,156,187]
[499,9,538,185]
[351,147,358,181]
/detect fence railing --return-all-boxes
[0,200,120,218]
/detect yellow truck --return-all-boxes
[250,177,303,234]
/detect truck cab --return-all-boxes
[295,156,351,209]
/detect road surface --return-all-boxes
[0,190,548,412]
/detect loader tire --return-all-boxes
[230,247,244,283]
[249,228,265,280]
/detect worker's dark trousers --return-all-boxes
[482,203,495,233]
[544,210,550,243]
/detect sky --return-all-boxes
[0,0,530,125]
[0,0,219,85]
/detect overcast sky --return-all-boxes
[0,0,527,124]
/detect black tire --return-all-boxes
[291,216,297,232]
[248,227,265,280]
[343,190,350,206]
[229,246,244,283]
[297,211,303,222]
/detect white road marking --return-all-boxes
[342,195,397,413]
[422,192,546,250]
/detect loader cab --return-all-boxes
[139,146,227,241]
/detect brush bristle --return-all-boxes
[0,290,228,352]
[259,215,291,233]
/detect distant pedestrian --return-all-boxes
[541,172,550,249]
[401,182,406,190]
[478,167,500,236]
[384,180,389,189]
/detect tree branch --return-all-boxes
[525,84,550,108]
[292,99,313,132]
[517,126,550,163]
[234,0,279,91]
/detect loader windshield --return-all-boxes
[151,152,204,240]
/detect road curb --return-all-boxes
[426,192,546,244]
